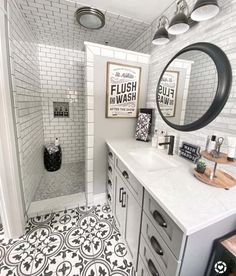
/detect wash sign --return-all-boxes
[158,71,179,117]
[106,62,141,118]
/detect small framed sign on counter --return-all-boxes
[106,62,141,118]
[179,142,201,163]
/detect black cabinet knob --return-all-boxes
[150,236,164,256]
[153,210,167,228]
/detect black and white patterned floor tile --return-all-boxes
[0,204,136,276]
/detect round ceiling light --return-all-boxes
[75,7,105,30]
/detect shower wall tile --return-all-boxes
[128,0,236,159]
[7,0,44,210]
[39,45,85,163]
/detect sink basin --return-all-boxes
[128,148,179,172]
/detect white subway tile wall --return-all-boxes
[8,0,44,209]
[39,45,85,163]
[18,0,150,51]
[128,0,236,157]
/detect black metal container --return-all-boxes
[44,145,62,172]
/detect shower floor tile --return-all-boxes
[34,162,85,201]
[0,204,136,276]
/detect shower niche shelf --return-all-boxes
[53,102,69,118]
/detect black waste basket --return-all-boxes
[44,145,62,172]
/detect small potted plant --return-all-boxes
[196,159,206,174]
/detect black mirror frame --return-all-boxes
[156,42,232,132]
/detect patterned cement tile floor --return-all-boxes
[0,204,136,276]
[34,162,85,201]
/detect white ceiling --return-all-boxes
[76,0,174,23]
[18,0,174,51]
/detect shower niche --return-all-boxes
[53,102,69,118]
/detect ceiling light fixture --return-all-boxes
[75,7,105,30]
[191,0,219,22]
[152,16,170,45]
[168,0,190,35]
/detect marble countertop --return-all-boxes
[106,139,236,235]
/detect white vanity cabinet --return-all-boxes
[107,146,143,268]
[106,142,236,276]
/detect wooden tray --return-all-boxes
[194,167,236,189]
[201,150,236,165]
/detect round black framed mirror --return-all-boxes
[156,42,232,131]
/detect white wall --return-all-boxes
[128,0,236,158]
[84,42,150,202]
[7,0,44,210]
[93,55,149,194]
[39,45,85,163]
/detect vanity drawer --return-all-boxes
[107,146,115,165]
[107,158,114,178]
[137,255,152,276]
[144,191,185,260]
[116,158,143,204]
[139,235,166,276]
[142,212,181,276]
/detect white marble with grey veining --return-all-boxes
[107,139,236,235]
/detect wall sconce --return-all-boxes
[191,0,219,21]
[152,16,170,45]
[168,0,190,35]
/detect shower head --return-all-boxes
[75,7,105,30]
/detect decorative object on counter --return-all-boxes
[156,42,232,131]
[135,112,151,142]
[207,135,217,153]
[227,137,236,161]
[210,137,224,158]
[157,130,166,149]
[44,143,62,172]
[55,137,60,147]
[106,62,141,118]
[196,159,206,174]
[152,129,158,147]
[140,108,153,137]
[158,135,175,155]
[194,150,236,189]
[179,142,201,163]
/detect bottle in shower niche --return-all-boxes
[207,135,217,153]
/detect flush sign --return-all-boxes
[179,142,201,163]
[53,102,69,118]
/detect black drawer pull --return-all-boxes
[108,166,112,173]
[107,194,111,201]
[119,187,124,202]
[153,210,167,228]
[122,170,129,179]
[121,191,126,208]
[108,179,112,187]
[150,236,164,256]
[108,152,113,158]
[147,259,159,276]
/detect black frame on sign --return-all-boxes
[156,42,232,132]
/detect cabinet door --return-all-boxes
[114,174,126,235]
[123,185,142,267]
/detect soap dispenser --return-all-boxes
[152,129,158,147]
[158,131,166,150]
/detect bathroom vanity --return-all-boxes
[106,139,236,276]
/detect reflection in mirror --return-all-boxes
[158,50,218,125]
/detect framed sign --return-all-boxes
[158,70,179,117]
[106,62,141,118]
